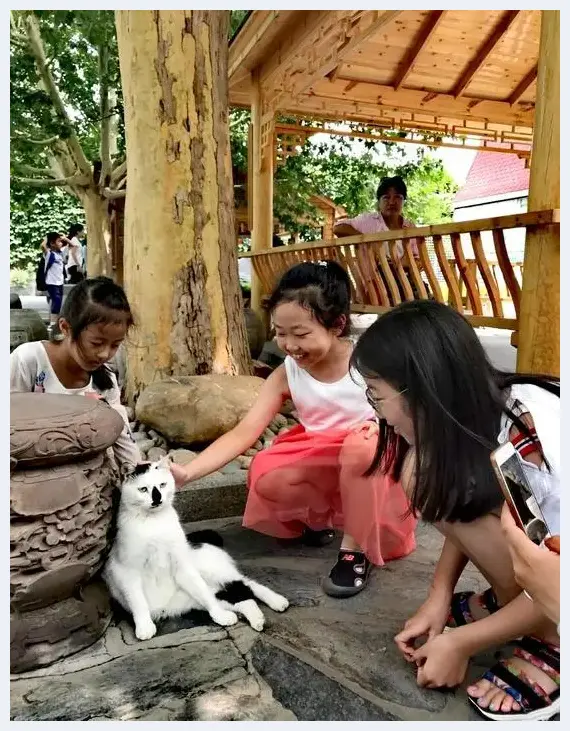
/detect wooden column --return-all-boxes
[517,10,559,376]
[249,72,274,321]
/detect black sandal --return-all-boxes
[446,587,500,628]
[322,550,372,598]
[301,527,336,547]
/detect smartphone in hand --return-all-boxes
[491,442,551,546]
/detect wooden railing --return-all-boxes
[239,210,559,331]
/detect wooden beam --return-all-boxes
[292,10,402,98]
[301,78,535,128]
[507,64,538,105]
[228,10,281,78]
[393,11,445,90]
[250,72,274,323]
[517,11,560,377]
[453,10,520,98]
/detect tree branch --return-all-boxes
[99,41,112,185]
[11,173,89,188]
[110,159,127,184]
[115,176,127,190]
[11,132,59,146]
[102,187,126,200]
[23,12,93,178]
[13,164,61,178]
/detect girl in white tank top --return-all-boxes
[171,262,417,597]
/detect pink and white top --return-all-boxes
[340,212,418,259]
[284,355,374,433]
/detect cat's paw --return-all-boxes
[267,594,289,613]
[135,618,157,641]
[249,613,265,632]
[211,609,238,627]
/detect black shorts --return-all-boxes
[46,284,64,315]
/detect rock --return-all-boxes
[10,309,49,353]
[273,414,288,429]
[220,460,242,475]
[254,440,263,451]
[280,400,294,416]
[10,641,247,721]
[237,455,253,470]
[129,421,138,432]
[136,376,265,445]
[147,447,168,461]
[10,292,22,309]
[132,430,150,443]
[136,439,156,456]
[125,407,135,421]
[168,449,198,466]
[148,429,161,441]
[267,422,279,435]
[278,427,289,436]
[244,448,258,457]
[136,421,147,432]
[244,308,266,360]
[262,429,275,444]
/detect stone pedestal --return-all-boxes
[10,394,124,673]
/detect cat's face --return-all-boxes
[121,458,175,512]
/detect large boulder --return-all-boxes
[136,375,265,445]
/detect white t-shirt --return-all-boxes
[44,251,65,286]
[67,237,83,268]
[284,355,375,432]
[498,383,560,535]
[10,340,141,469]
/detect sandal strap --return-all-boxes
[449,591,475,626]
[514,636,560,683]
[485,660,550,711]
[480,587,500,613]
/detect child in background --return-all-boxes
[43,231,65,335]
[171,262,416,597]
[10,277,141,471]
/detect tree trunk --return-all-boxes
[78,188,114,277]
[115,10,251,402]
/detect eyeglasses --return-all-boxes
[365,387,407,412]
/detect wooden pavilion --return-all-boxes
[230,10,559,377]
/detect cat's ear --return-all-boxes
[156,455,171,470]
[122,462,151,480]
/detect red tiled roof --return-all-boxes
[454,150,529,204]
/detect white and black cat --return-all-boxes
[103,458,289,640]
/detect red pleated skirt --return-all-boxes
[243,423,417,566]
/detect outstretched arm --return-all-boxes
[170,365,290,486]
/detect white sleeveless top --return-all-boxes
[498,383,560,535]
[284,356,375,433]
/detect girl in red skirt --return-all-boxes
[170,262,416,596]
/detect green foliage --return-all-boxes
[10,10,123,173]
[229,10,250,39]
[10,187,85,270]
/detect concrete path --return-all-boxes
[12,519,506,722]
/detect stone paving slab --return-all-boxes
[11,517,533,722]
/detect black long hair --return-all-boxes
[60,277,134,392]
[351,300,559,523]
[266,260,351,336]
[68,223,84,239]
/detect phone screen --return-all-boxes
[499,451,550,545]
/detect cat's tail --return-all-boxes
[186,529,224,549]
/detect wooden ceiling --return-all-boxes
[229,10,540,149]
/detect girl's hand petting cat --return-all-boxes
[170,462,191,488]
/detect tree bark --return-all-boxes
[78,189,113,277]
[115,10,251,401]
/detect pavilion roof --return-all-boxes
[229,10,539,151]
